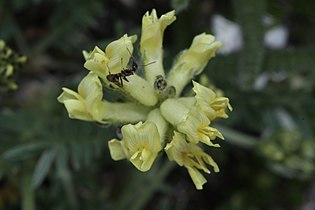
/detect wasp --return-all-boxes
[106,49,155,87]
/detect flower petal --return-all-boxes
[108,139,127,160]
[193,81,232,120]
[83,46,109,79]
[165,131,219,189]
[62,99,92,121]
[105,34,137,74]
[140,9,176,84]
[140,9,176,57]
[167,33,222,96]
[187,166,207,190]
[114,122,162,172]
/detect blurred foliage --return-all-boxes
[0,0,315,210]
[0,0,104,54]
[171,0,190,13]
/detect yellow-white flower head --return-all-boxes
[108,121,162,172]
[59,9,232,190]
[57,72,105,123]
[165,131,219,190]
[193,81,232,121]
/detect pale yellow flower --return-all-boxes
[108,121,162,172]
[140,9,176,85]
[165,131,219,190]
[177,107,224,147]
[193,81,232,121]
[140,9,176,59]
[83,46,109,80]
[160,98,223,147]
[58,72,151,124]
[105,34,137,74]
[167,33,222,96]
[57,72,105,123]
[83,34,137,79]
[84,34,158,106]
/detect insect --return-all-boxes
[106,49,155,87]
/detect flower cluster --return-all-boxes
[58,9,232,189]
[0,40,27,93]
[259,130,315,179]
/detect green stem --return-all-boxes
[215,125,258,149]
[233,0,265,90]
[130,161,175,210]
[56,146,78,210]
[116,160,175,210]
[22,170,35,210]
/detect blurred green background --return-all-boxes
[1,0,315,209]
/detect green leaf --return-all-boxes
[3,142,50,161]
[32,149,56,189]
[171,0,190,13]
[56,146,78,209]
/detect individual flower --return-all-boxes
[108,121,162,172]
[165,131,219,190]
[84,34,158,107]
[140,9,176,58]
[193,81,232,121]
[108,108,168,171]
[58,72,151,124]
[160,98,223,147]
[140,9,176,84]
[59,9,232,190]
[167,33,222,96]
[82,46,109,80]
[105,34,137,74]
[57,72,105,123]
[177,107,224,147]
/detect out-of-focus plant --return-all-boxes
[0,94,107,210]
[0,0,104,54]
[0,40,26,93]
[259,130,315,179]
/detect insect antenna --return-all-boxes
[126,47,156,67]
